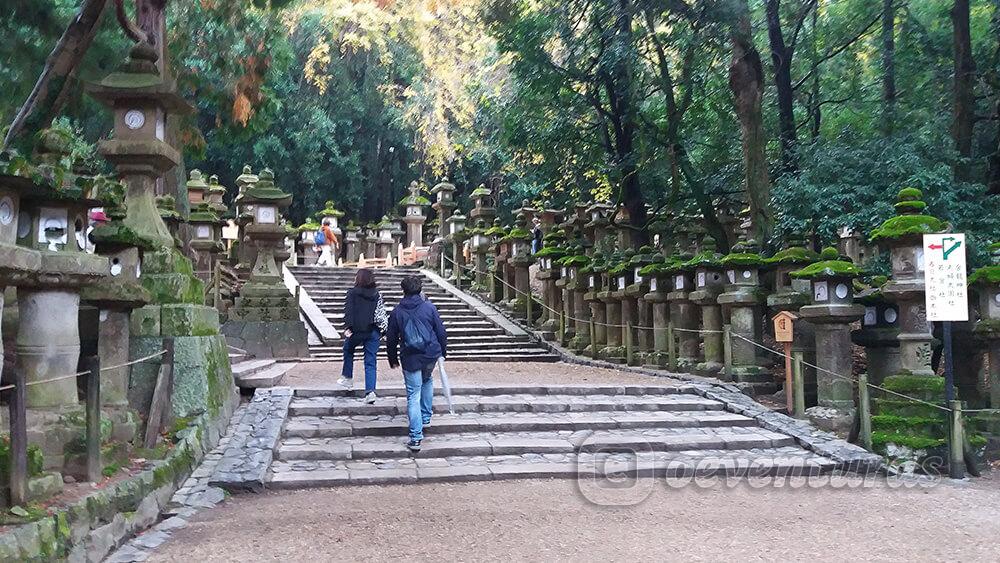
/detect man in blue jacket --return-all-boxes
[386,275,448,452]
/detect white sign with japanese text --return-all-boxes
[923,233,968,322]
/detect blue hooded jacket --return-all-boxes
[386,294,448,371]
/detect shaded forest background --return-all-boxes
[2,0,999,263]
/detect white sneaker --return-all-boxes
[337,377,353,389]
[364,391,377,404]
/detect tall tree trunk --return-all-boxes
[610,0,647,245]
[3,0,109,150]
[137,0,169,72]
[729,0,774,245]
[809,6,820,140]
[765,0,798,176]
[951,0,977,183]
[987,3,1000,195]
[881,0,896,136]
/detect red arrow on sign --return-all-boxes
[928,244,944,250]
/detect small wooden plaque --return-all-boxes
[772,310,798,343]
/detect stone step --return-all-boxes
[275,427,796,461]
[288,393,725,417]
[267,447,837,488]
[308,340,541,354]
[231,359,276,378]
[293,384,690,398]
[308,333,531,348]
[323,314,493,324]
[304,350,561,363]
[236,362,297,389]
[283,410,753,438]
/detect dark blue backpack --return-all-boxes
[315,229,327,246]
[402,317,433,353]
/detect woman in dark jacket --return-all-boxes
[337,268,388,403]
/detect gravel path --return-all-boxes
[285,360,684,389]
[146,475,999,561]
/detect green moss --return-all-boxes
[790,259,861,279]
[764,246,818,265]
[501,227,531,241]
[870,214,945,242]
[90,223,158,251]
[894,200,927,213]
[870,414,944,431]
[534,246,566,258]
[399,194,431,206]
[872,431,944,450]
[639,260,675,276]
[0,435,45,481]
[682,251,722,269]
[558,255,590,267]
[969,265,1000,286]
[720,252,764,267]
[897,187,923,201]
[882,374,945,394]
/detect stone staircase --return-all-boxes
[232,359,296,389]
[265,383,837,487]
[287,266,558,363]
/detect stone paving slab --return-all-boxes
[208,387,293,492]
[267,447,837,488]
[282,410,756,438]
[289,393,724,417]
[293,384,691,398]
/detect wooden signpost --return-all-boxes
[772,310,798,415]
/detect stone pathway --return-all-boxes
[104,406,246,563]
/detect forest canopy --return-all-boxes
[2,0,998,260]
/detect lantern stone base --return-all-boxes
[141,248,206,305]
[805,405,856,435]
[221,319,309,360]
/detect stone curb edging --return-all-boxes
[514,324,885,473]
[208,387,293,492]
[0,394,239,562]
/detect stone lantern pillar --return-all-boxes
[585,202,614,248]
[445,212,467,281]
[469,184,496,227]
[361,225,377,262]
[583,253,608,356]
[508,219,534,318]
[598,250,625,362]
[565,253,592,351]
[685,239,726,376]
[611,205,634,249]
[316,201,345,242]
[375,216,396,260]
[0,171,42,384]
[642,256,673,367]
[718,239,771,389]
[232,165,259,274]
[401,181,429,248]
[852,287,901,387]
[206,174,228,215]
[469,220,492,292]
[970,244,1000,409]
[16,131,108,409]
[765,236,820,404]
[222,169,309,359]
[535,237,567,338]
[792,250,864,432]
[298,221,320,266]
[626,246,656,364]
[344,223,360,263]
[390,217,405,262]
[488,221,510,304]
[610,250,637,362]
[431,178,457,240]
[186,170,225,281]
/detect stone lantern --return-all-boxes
[0,169,42,384]
[791,249,864,432]
[445,212,467,281]
[535,234,567,338]
[718,236,771,389]
[376,216,396,260]
[642,255,675,368]
[83,179,154,432]
[485,220,508,303]
[315,200,345,241]
[232,165,259,273]
[626,246,657,364]
[389,216,406,262]
[582,252,607,356]
[222,169,308,359]
[15,131,109,410]
[765,235,820,404]
[585,201,615,247]
[400,181,429,248]
[684,238,726,376]
[970,244,1000,411]
[431,178,457,242]
[598,250,625,362]
[344,222,360,263]
[206,174,228,215]
[298,220,321,266]
[155,194,182,246]
[187,170,225,280]
[665,231,700,370]
[508,216,535,317]
[565,252,592,350]
[86,42,192,250]
[469,184,496,226]
[852,284,901,387]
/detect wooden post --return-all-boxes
[589,317,597,359]
[858,373,873,451]
[667,321,676,371]
[792,351,806,418]
[525,291,533,326]
[144,339,175,449]
[722,324,733,379]
[8,367,27,506]
[558,309,566,345]
[85,355,102,482]
[783,342,794,415]
[294,284,301,308]
[626,322,634,365]
[949,400,966,479]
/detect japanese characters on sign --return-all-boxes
[923,233,968,322]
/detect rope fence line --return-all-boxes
[442,252,963,415]
[0,350,167,393]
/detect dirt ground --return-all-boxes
[284,360,685,389]
[148,474,1000,562]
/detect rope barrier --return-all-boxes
[0,350,167,393]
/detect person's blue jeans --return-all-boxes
[341,330,380,393]
[403,363,435,441]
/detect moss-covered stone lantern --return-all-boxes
[791,248,864,432]
[232,165,259,273]
[852,280,901,387]
[562,251,591,350]
[684,237,726,376]
[625,246,657,365]
[718,236,771,387]
[665,233,700,370]
[469,219,492,292]
[206,174,228,215]
[468,184,495,226]
[484,219,508,303]
[597,250,626,361]
[641,255,676,368]
[343,221,360,263]
[315,200,345,241]
[376,215,396,261]
[970,243,1000,409]
[222,169,308,359]
[431,178,457,242]
[581,252,608,355]
[506,215,534,315]
[401,181,430,248]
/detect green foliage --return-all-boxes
[969,266,1000,286]
[0,435,45,482]
[870,215,946,242]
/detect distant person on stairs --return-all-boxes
[386,275,448,452]
[316,219,339,267]
[337,268,388,403]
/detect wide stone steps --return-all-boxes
[287,267,557,362]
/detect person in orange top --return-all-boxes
[317,220,339,267]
